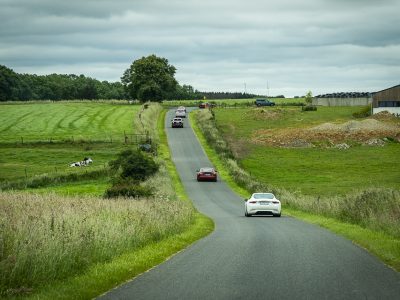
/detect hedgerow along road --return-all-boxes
[100,108,400,299]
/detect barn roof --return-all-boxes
[374,84,400,94]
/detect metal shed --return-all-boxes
[372,85,400,116]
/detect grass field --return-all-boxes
[162,97,304,107]
[191,109,400,270]
[0,102,213,298]
[0,102,142,186]
[0,102,140,142]
[213,106,400,196]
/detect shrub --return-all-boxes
[302,105,317,111]
[352,105,371,118]
[109,149,158,181]
[104,182,153,198]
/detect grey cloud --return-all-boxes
[0,0,399,96]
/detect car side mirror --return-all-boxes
[244,198,248,202]
[196,169,199,172]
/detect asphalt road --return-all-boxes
[100,109,400,300]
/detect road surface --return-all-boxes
[100,109,400,299]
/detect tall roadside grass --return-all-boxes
[0,169,109,191]
[193,109,400,238]
[0,192,194,297]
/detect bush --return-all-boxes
[352,105,371,118]
[302,105,317,111]
[104,182,154,198]
[109,149,158,181]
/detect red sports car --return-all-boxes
[198,102,209,109]
[196,167,217,182]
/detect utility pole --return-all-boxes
[267,81,270,97]
[244,82,247,94]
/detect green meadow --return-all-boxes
[0,101,139,142]
[0,102,213,298]
[162,97,304,107]
[0,102,141,186]
[213,106,400,196]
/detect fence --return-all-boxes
[0,132,150,145]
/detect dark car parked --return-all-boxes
[255,99,275,107]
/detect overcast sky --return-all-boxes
[1,0,399,97]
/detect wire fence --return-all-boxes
[0,132,151,145]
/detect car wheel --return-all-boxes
[245,209,251,217]
[273,213,281,217]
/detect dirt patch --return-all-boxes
[252,119,400,148]
[370,111,399,121]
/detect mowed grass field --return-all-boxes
[213,106,400,196]
[0,102,139,142]
[0,102,141,188]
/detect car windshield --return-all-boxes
[253,193,274,199]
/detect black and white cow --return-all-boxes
[70,157,93,167]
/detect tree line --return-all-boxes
[1,55,267,102]
[0,65,128,101]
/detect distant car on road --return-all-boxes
[244,193,281,217]
[196,167,217,182]
[255,99,275,107]
[171,117,183,128]
[175,108,186,118]
[199,102,209,109]
[178,106,186,112]
[199,102,216,109]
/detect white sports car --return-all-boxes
[175,109,186,118]
[244,193,281,217]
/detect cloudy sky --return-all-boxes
[1,0,399,97]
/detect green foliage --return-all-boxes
[0,65,20,101]
[352,105,371,118]
[304,90,313,104]
[0,65,128,101]
[339,189,400,235]
[1,169,109,191]
[302,105,317,111]
[109,149,158,181]
[122,55,178,102]
[104,182,153,198]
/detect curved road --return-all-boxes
[101,109,399,299]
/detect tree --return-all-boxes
[121,55,178,102]
[0,65,19,101]
[304,91,313,105]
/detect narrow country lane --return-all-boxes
[100,108,400,300]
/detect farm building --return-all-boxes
[372,85,400,116]
[312,92,372,106]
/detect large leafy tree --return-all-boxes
[0,65,19,101]
[121,55,178,102]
